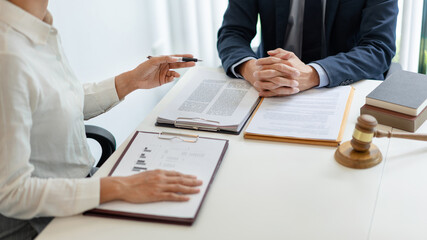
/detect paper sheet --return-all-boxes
[245,86,352,140]
[157,67,260,131]
[97,132,227,219]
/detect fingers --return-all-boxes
[172,54,194,58]
[166,70,180,78]
[267,48,285,55]
[271,53,295,61]
[255,68,299,79]
[162,184,201,194]
[166,176,203,186]
[254,77,298,90]
[153,169,203,188]
[259,87,300,97]
[148,55,179,65]
[267,48,293,58]
[251,54,303,97]
[169,61,195,69]
[118,170,203,204]
[255,57,281,65]
[257,63,300,78]
[159,70,181,85]
[159,192,190,202]
[147,54,196,67]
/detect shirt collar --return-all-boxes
[0,0,53,45]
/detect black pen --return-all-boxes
[147,56,203,62]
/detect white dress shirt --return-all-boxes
[0,0,120,219]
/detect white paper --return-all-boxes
[157,67,260,132]
[245,86,352,140]
[97,132,227,219]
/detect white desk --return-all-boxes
[37,69,427,240]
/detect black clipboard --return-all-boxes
[84,131,229,225]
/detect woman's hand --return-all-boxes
[115,54,196,99]
[100,169,203,204]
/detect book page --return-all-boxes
[96,132,227,219]
[157,67,259,129]
[245,86,352,140]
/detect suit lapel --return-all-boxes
[275,0,290,47]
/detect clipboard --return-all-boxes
[84,131,229,225]
[155,67,262,136]
[155,103,260,135]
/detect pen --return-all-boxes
[147,56,203,62]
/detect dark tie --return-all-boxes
[302,0,322,63]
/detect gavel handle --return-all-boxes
[375,129,427,141]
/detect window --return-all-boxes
[419,0,427,73]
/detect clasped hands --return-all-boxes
[239,48,320,97]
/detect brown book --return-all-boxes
[360,104,427,132]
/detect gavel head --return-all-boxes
[351,114,378,152]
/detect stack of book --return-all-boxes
[360,70,427,132]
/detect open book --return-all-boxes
[85,131,229,225]
[156,67,260,134]
[244,86,354,146]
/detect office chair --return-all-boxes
[85,125,116,168]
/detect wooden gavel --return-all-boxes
[335,114,427,169]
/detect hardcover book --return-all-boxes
[366,71,427,116]
[360,104,427,132]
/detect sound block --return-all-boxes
[334,141,382,169]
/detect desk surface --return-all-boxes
[37,68,427,240]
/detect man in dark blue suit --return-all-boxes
[217,0,398,97]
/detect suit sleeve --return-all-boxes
[314,0,398,87]
[217,0,259,78]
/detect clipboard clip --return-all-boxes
[174,117,220,132]
[158,132,199,143]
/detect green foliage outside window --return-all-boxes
[419,0,427,73]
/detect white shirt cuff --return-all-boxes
[308,63,330,88]
[231,57,257,79]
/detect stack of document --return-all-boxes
[156,67,260,133]
[245,86,354,146]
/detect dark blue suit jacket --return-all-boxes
[217,0,398,87]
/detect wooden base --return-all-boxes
[335,141,382,169]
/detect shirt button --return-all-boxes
[56,55,61,61]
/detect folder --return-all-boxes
[155,67,261,135]
[85,131,229,225]
[244,86,354,147]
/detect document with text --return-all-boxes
[244,86,354,146]
[156,67,260,133]
[85,131,228,224]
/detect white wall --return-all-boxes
[48,1,229,154]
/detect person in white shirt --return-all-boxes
[0,0,203,239]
